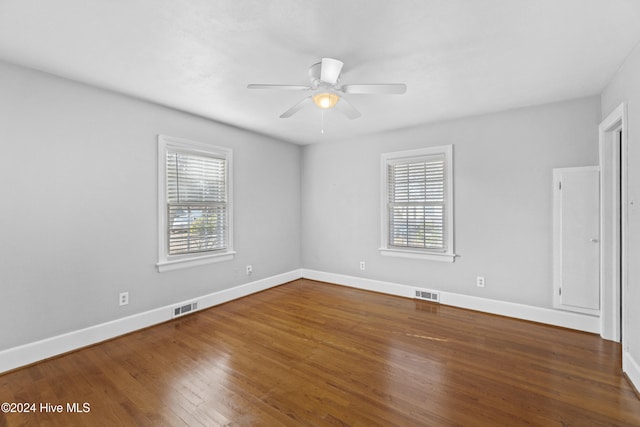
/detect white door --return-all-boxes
[553,167,600,314]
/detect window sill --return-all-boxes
[157,251,236,272]
[379,248,456,263]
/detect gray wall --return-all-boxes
[302,96,600,308]
[0,61,301,350]
[601,42,640,367]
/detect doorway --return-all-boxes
[598,103,627,347]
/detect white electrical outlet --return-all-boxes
[359,261,366,271]
[119,292,129,306]
[476,276,485,288]
[246,265,253,275]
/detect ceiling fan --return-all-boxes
[247,58,407,119]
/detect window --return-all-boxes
[157,135,234,272]
[380,145,455,262]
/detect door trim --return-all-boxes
[598,102,628,344]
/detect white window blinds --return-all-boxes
[166,150,227,255]
[387,154,446,251]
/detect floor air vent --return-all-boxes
[172,301,198,319]
[415,290,439,302]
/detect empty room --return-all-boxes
[1,0,640,425]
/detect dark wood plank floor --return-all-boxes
[1,279,639,426]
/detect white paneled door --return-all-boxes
[553,167,600,315]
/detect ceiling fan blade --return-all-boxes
[280,96,313,118]
[247,84,311,90]
[320,58,344,84]
[341,83,407,94]
[335,97,361,120]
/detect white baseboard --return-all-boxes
[0,269,302,374]
[623,350,640,394]
[301,269,600,334]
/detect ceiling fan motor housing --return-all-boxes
[309,61,342,88]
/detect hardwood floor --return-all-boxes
[1,279,639,426]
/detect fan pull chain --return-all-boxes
[321,111,324,134]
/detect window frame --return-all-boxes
[157,135,235,272]
[379,145,455,262]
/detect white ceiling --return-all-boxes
[1,0,639,145]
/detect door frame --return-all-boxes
[598,102,628,345]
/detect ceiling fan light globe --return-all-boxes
[313,92,340,109]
